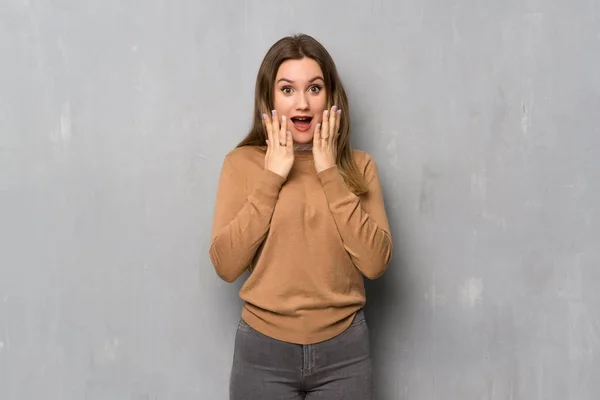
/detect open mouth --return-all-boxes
[290,116,313,132]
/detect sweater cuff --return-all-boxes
[248,168,286,205]
[317,165,355,202]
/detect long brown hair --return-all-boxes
[236,33,368,195]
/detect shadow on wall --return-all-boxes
[363,190,411,399]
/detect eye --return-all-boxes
[281,86,293,94]
[309,85,322,93]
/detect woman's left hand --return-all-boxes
[313,105,341,173]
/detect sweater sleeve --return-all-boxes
[317,155,393,279]
[209,156,286,282]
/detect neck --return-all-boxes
[294,143,313,151]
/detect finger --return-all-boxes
[329,106,337,140]
[279,115,287,146]
[331,108,341,149]
[313,122,321,146]
[271,110,279,141]
[286,130,293,148]
[321,109,329,140]
[334,108,341,136]
[263,112,273,145]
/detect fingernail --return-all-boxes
[262,113,267,120]
[271,110,276,116]
[324,110,329,117]
[266,140,269,144]
[337,109,342,115]
[332,106,338,112]
[317,123,321,128]
[282,115,286,121]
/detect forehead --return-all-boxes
[275,58,324,81]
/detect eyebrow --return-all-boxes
[276,76,324,84]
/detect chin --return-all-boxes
[292,132,313,144]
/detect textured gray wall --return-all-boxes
[1,0,599,399]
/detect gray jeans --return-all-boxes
[229,309,373,400]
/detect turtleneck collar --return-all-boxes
[294,143,313,151]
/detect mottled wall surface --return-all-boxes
[1,0,599,399]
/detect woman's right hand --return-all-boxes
[263,110,294,179]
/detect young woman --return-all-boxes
[209,33,393,400]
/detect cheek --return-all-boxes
[272,92,282,111]
[312,96,327,117]
[273,93,293,113]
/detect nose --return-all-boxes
[295,92,309,110]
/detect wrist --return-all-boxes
[316,164,337,174]
[266,166,289,179]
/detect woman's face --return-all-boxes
[272,58,327,144]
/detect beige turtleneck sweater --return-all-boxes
[209,145,392,344]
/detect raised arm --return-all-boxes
[317,155,392,279]
[209,156,286,282]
